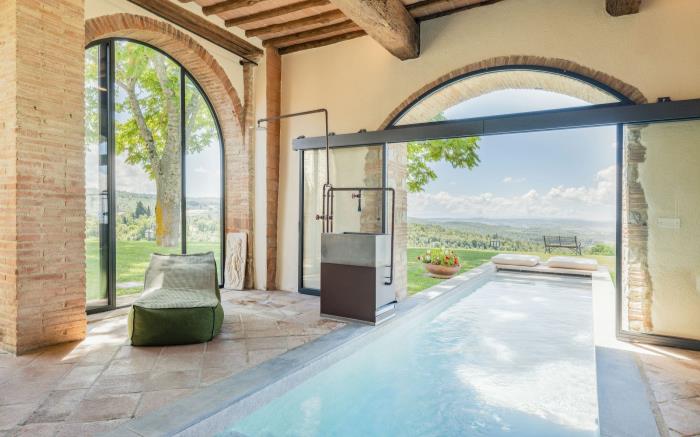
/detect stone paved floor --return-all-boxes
[0,289,341,436]
[638,345,700,437]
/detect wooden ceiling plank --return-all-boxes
[203,0,270,16]
[263,20,359,47]
[245,10,345,38]
[127,0,263,61]
[328,0,419,60]
[606,0,642,16]
[224,0,330,27]
[279,30,366,54]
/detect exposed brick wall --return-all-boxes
[265,48,281,290]
[0,0,19,352]
[1,0,87,354]
[387,143,408,301]
[242,61,257,288]
[85,13,255,288]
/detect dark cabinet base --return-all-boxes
[320,263,396,325]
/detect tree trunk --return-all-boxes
[155,152,181,247]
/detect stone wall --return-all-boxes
[387,143,408,301]
[1,0,87,354]
[622,125,653,333]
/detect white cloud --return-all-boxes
[409,166,616,221]
[502,176,526,184]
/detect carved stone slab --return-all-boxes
[224,232,247,290]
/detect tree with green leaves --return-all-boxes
[113,42,215,247]
[406,114,481,192]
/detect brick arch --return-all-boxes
[380,55,647,129]
[85,13,254,287]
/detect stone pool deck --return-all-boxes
[0,289,342,435]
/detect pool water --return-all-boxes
[224,272,598,436]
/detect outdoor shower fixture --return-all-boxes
[257,109,396,324]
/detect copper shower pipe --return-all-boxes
[257,109,333,232]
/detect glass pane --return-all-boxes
[114,41,182,305]
[621,119,700,340]
[85,45,108,309]
[302,145,384,290]
[394,70,620,125]
[185,76,222,280]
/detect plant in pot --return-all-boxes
[418,248,461,279]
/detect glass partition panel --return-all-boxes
[621,119,700,340]
[302,145,385,291]
[184,76,222,280]
[85,45,109,310]
[114,41,182,305]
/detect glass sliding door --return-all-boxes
[300,144,385,293]
[84,39,224,312]
[620,119,700,344]
[184,76,223,282]
[84,45,109,310]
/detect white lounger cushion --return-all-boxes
[491,254,540,267]
[547,256,598,271]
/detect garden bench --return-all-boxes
[543,235,582,255]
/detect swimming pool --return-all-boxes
[223,272,598,436]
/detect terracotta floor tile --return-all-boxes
[55,418,129,436]
[145,370,199,391]
[25,389,87,424]
[659,397,700,436]
[86,372,150,399]
[8,422,60,437]
[244,336,288,351]
[134,389,192,417]
[68,394,140,423]
[0,404,36,431]
[56,365,105,390]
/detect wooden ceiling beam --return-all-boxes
[203,0,268,16]
[127,0,263,62]
[328,0,419,60]
[279,30,366,55]
[408,0,504,21]
[263,20,359,48]
[245,10,345,38]
[225,0,330,27]
[606,0,642,16]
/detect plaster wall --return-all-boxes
[639,121,700,340]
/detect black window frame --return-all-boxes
[85,38,226,314]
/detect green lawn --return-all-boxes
[407,247,615,295]
[86,239,220,300]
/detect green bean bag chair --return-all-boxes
[128,252,224,346]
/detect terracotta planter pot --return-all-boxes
[424,263,460,279]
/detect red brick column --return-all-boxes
[0,0,87,354]
[265,48,282,290]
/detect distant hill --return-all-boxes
[86,189,220,216]
[408,217,615,251]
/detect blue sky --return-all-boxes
[408,90,618,222]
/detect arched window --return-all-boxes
[85,39,223,311]
[392,67,627,126]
